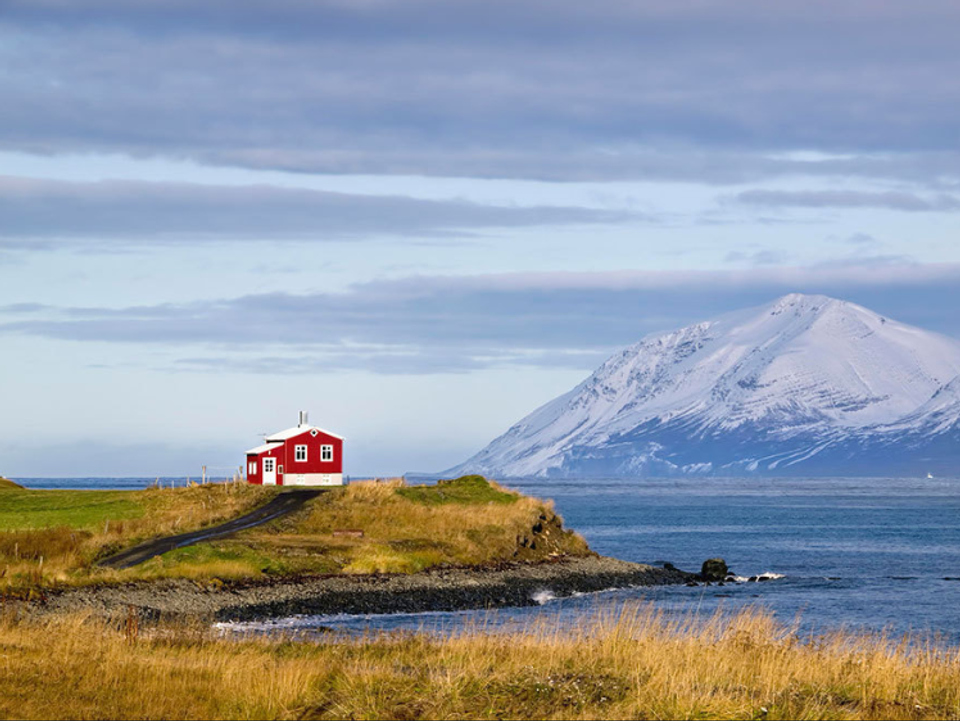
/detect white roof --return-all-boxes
[245,441,284,455]
[264,424,345,442]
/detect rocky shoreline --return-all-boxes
[36,555,698,623]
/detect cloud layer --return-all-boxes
[2,1,959,182]
[5,263,960,373]
[0,176,637,247]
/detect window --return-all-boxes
[249,462,257,475]
[278,465,284,474]
[321,444,334,462]
[310,429,319,437]
[295,445,307,462]
[263,458,275,472]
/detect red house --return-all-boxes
[245,412,344,486]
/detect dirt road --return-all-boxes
[97,489,324,569]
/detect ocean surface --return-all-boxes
[12,476,960,642]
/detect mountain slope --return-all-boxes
[445,294,960,478]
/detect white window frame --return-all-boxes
[295,444,308,462]
[249,461,257,475]
[321,444,334,462]
[263,458,275,472]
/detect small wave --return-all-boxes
[729,572,785,583]
[757,571,785,580]
[531,589,557,605]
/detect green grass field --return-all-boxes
[0,489,146,530]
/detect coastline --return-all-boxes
[37,555,697,622]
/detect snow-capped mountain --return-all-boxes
[445,294,960,478]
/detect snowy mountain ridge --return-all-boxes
[445,294,960,478]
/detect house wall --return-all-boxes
[245,454,260,484]
[246,429,343,486]
[246,445,285,485]
[280,430,344,477]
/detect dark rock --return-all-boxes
[700,557,729,582]
[663,562,676,571]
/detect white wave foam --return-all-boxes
[531,589,557,605]
[728,572,785,583]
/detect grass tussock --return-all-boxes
[2,604,960,720]
[133,476,591,580]
[0,482,278,591]
[395,474,519,505]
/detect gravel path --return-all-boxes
[41,556,697,622]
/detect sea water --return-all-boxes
[14,476,960,642]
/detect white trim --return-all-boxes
[295,444,308,462]
[283,473,344,486]
[246,441,284,455]
[321,444,334,462]
[265,425,345,441]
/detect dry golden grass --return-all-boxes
[301,477,589,572]
[128,476,592,581]
[1,476,589,588]
[0,482,277,591]
[2,603,959,720]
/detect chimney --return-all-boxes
[298,410,308,427]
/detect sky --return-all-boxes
[1,1,959,476]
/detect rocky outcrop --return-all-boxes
[699,558,729,582]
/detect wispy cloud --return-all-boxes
[0,176,641,247]
[734,189,960,212]
[4,263,959,373]
[723,249,789,266]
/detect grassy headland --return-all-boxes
[110,475,590,581]
[0,476,589,591]
[2,604,959,720]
